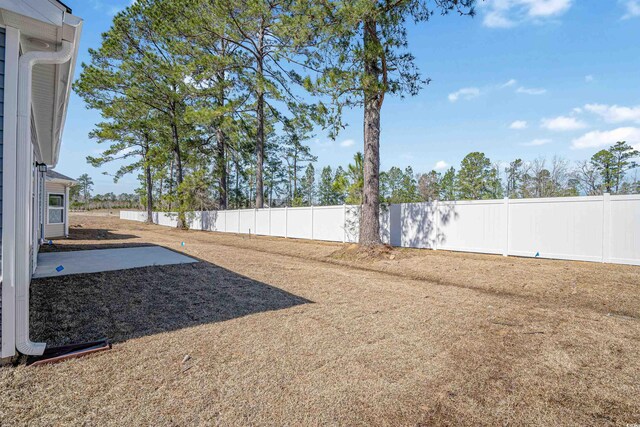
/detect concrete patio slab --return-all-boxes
[33,246,198,278]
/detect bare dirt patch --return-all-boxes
[329,243,410,262]
[1,213,638,426]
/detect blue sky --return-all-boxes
[57,0,640,194]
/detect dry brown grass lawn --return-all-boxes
[1,213,639,426]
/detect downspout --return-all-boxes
[40,172,46,243]
[64,185,70,237]
[15,41,74,356]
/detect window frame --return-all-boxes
[47,192,65,225]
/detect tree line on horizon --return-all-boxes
[73,140,639,211]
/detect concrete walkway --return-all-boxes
[33,246,198,278]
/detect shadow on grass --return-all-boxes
[30,243,311,346]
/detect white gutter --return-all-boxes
[15,40,74,356]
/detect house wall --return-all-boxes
[45,181,66,238]
[0,27,4,356]
[1,28,5,249]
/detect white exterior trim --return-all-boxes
[64,185,70,236]
[46,192,65,225]
[1,25,20,359]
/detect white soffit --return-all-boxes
[0,0,82,166]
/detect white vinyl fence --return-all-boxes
[121,193,640,266]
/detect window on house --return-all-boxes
[48,194,64,224]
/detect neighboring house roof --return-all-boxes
[46,170,77,185]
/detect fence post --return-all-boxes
[342,204,347,243]
[602,193,611,263]
[285,206,288,238]
[254,208,257,236]
[433,201,439,251]
[238,209,241,234]
[268,207,272,236]
[503,197,509,257]
[310,205,314,240]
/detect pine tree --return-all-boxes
[439,167,457,201]
[346,152,364,204]
[318,166,335,205]
[418,170,441,201]
[76,174,94,208]
[300,163,316,206]
[303,0,476,244]
[457,152,500,200]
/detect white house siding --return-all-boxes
[45,181,65,238]
[0,27,4,352]
[1,28,5,258]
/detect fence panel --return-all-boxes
[286,207,312,239]
[609,195,640,265]
[156,212,178,227]
[313,206,346,242]
[436,200,505,255]
[224,210,238,233]
[394,202,438,249]
[186,211,202,231]
[255,209,270,236]
[508,196,603,262]
[344,205,360,243]
[270,208,287,237]
[239,210,255,234]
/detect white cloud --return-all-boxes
[509,120,528,130]
[528,0,572,16]
[481,0,572,28]
[434,160,449,170]
[522,138,552,147]
[541,116,587,131]
[621,0,640,19]
[448,87,481,102]
[516,86,547,95]
[584,103,640,124]
[585,75,594,83]
[571,127,640,149]
[339,139,355,148]
[501,79,517,88]
[484,10,516,28]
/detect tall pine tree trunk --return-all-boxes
[255,27,266,208]
[145,163,153,223]
[143,137,153,224]
[171,119,186,228]
[216,127,227,209]
[256,89,265,208]
[215,67,227,210]
[360,19,382,245]
[293,155,298,202]
[168,157,174,211]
